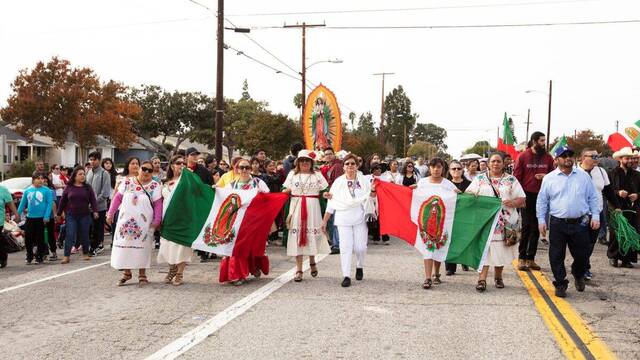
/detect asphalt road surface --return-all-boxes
[0,237,637,359]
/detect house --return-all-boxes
[0,125,53,174]
[113,136,159,165]
[153,136,235,161]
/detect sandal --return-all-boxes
[422,278,433,289]
[294,271,303,282]
[432,274,442,285]
[173,272,183,286]
[476,280,487,292]
[138,274,149,287]
[310,263,318,277]
[117,272,132,286]
[495,278,505,289]
[165,265,177,284]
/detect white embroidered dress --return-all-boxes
[284,171,330,256]
[465,173,525,267]
[110,178,162,270]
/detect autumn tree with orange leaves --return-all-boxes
[0,57,139,151]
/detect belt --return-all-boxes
[550,215,585,224]
[291,195,320,247]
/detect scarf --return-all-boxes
[327,173,372,211]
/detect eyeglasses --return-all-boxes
[141,167,153,173]
[585,154,599,160]
[174,161,184,166]
[344,162,357,166]
[450,167,462,171]
[238,165,251,170]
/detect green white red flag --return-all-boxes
[376,181,502,269]
[497,112,519,159]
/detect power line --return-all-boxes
[225,44,302,82]
[227,0,602,17]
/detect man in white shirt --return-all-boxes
[50,164,65,204]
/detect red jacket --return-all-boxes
[513,148,555,193]
[321,159,344,186]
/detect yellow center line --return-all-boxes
[513,261,617,360]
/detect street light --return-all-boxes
[300,58,343,115]
[525,80,553,148]
[305,58,343,70]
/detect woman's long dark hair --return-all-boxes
[122,157,140,176]
[69,166,88,187]
[101,157,118,188]
[165,155,184,182]
[401,161,415,177]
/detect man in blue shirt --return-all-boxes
[537,145,600,298]
[17,172,53,264]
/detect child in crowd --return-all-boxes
[17,172,53,264]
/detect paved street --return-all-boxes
[0,237,637,359]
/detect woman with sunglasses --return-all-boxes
[401,161,419,189]
[219,158,270,285]
[282,150,329,282]
[466,153,525,292]
[157,155,193,286]
[417,158,458,289]
[107,160,163,287]
[321,153,373,288]
[444,160,472,275]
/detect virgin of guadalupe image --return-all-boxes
[311,95,332,150]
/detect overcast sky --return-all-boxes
[1,0,639,156]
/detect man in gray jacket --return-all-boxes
[86,151,112,255]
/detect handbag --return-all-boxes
[488,177,521,247]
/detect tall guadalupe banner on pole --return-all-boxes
[302,84,342,151]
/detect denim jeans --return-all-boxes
[64,214,92,257]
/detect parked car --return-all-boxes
[0,177,32,205]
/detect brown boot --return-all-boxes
[517,259,529,271]
[61,256,70,264]
[527,260,541,271]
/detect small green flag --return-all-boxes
[502,112,515,145]
[550,135,567,155]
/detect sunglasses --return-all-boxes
[585,155,599,160]
[344,162,357,166]
[238,165,251,170]
[450,167,462,171]
[407,165,414,168]
[174,161,185,165]
[141,167,154,173]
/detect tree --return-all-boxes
[381,85,418,156]
[356,112,376,137]
[348,111,356,130]
[129,85,213,156]
[550,130,611,157]
[293,93,304,117]
[463,141,496,157]
[1,57,139,151]
[413,123,448,151]
[407,141,438,159]
[240,111,302,159]
[343,132,386,158]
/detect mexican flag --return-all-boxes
[497,112,519,159]
[161,171,288,257]
[376,181,502,269]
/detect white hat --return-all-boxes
[295,149,318,164]
[612,147,636,159]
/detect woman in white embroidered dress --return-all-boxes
[107,160,163,287]
[157,155,193,286]
[282,150,329,282]
[465,153,525,292]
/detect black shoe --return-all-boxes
[609,259,619,268]
[341,277,351,287]
[574,277,586,292]
[555,284,568,298]
[25,258,33,265]
[330,248,340,255]
[0,255,7,268]
[355,268,363,281]
[382,240,390,246]
[621,262,634,268]
[88,250,96,257]
[462,265,469,271]
[446,270,454,276]
[35,257,44,264]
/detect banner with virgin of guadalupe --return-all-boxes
[302,84,342,151]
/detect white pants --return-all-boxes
[337,222,368,277]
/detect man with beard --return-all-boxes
[537,145,600,298]
[607,147,639,268]
[514,131,555,271]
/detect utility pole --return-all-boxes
[524,108,531,142]
[284,22,325,117]
[546,80,552,149]
[403,121,407,157]
[214,0,224,161]
[616,120,619,132]
[373,72,395,145]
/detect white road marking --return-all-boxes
[364,305,391,314]
[0,261,110,294]
[145,254,328,360]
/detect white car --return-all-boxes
[0,177,33,204]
